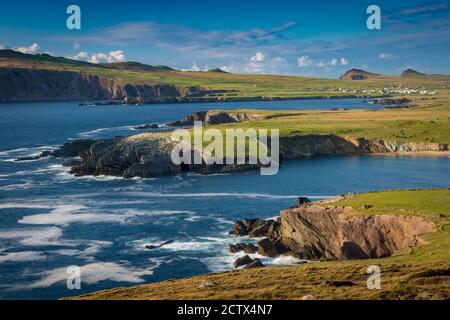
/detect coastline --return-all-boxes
[68,189,450,300]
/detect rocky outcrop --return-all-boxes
[229,200,435,261]
[166,110,265,126]
[69,135,260,178]
[0,68,197,102]
[279,204,435,260]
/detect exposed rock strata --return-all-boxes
[229,202,435,261]
[279,204,435,260]
[0,68,198,102]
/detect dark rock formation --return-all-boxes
[229,219,280,238]
[166,111,209,127]
[144,240,174,250]
[166,110,265,127]
[243,258,264,269]
[296,196,311,206]
[134,124,159,130]
[257,238,280,258]
[229,243,258,254]
[234,255,254,268]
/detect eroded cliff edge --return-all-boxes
[0,68,198,102]
[279,204,434,260]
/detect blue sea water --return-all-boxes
[0,99,448,299]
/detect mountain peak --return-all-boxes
[206,68,228,73]
[401,68,426,77]
[339,68,379,80]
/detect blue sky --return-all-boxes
[0,0,449,77]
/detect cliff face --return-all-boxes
[279,204,435,260]
[0,68,192,102]
[279,135,449,159]
[69,135,259,178]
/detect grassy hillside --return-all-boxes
[71,189,450,300]
[190,91,450,144]
[1,50,450,100]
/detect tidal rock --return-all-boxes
[229,218,279,238]
[296,196,311,206]
[257,238,280,258]
[243,258,264,269]
[229,243,258,254]
[144,240,174,250]
[134,124,159,130]
[233,255,253,268]
[248,220,279,238]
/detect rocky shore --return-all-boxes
[227,196,435,268]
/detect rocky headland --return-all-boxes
[20,110,449,178]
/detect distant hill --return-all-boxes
[0,49,99,68]
[206,68,228,73]
[401,68,427,77]
[339,69,381,80]
[100,61,174,72]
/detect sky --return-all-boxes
[0,0,449,78]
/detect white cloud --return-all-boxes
[182,61,200,71]
[298,56,349,68]
[378,53,392,59]
[219,56,289,75]
[297,55,313,67]
[71,50,126,64]
[0,44,4,50]
[15,43,40,54]
[250,51,265,62]
[73,51,89,60]
[220,65,235,73]
[109,50,126,62]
